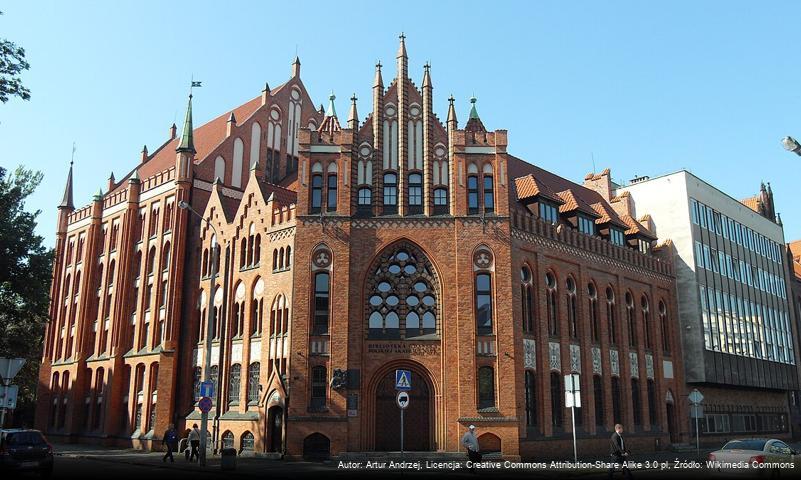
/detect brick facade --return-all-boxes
[36,37,687,459]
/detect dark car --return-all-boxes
[0,429,54,478]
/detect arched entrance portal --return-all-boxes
[374,370,431,451]
[266,406,283,453]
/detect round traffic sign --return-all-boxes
[198,396,213,413]
[396,391,409,409]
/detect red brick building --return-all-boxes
[36,37,686,459]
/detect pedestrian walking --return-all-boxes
[461,424,482,473]
[188,424,201,462]
[608,424,633,479]
[162,423,179,463]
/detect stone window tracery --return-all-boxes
[366,243,439,340]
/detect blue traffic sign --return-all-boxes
[395,369,411,391]
[200,381,214,398]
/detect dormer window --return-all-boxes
[609,227,626,246]
[539,202,558,224]
[578,214,596,235]
[639,239,652,255]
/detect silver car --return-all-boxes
[708,438,798,477]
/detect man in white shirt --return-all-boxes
[188,424,201,462]
[461,425,481,473]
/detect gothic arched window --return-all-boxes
[546,272,558,336]
[521,266,534,333]
[366,243,439,340]
[228,364,241,404]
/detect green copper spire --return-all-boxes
[469,96,480,120]
[93,188,104,202]
[177,94,196,154]
[326,92,337,118]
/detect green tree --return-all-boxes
[0,11,31,103]
[0,166,53,427]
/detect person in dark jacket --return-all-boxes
[608,424,633,479]
[162,424,179,463]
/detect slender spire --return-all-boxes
[373,61,383,88]
[325,91,337,118]
[228,112,236,124]
[93,188,104,202]
[422,62,432,88]
[777,212,783,227]
[397,32,408,59]
[59,160,74,209]
[291,56,301,78]
[396,33,408,83]
[447,95,457,125]
[348,94,358,129]
[176,94,196,154]
[169,123,177,140]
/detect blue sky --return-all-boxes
[2,1,800,246]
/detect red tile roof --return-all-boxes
[514,174,563,204]
[589,201,629,229]
[111,95,264,195]
[555,189,600,217]
[621,214,657,239]
[509,155,653,231]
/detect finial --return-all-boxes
[291,55,301,78]
[374,61,384,88]
[93,188,104,202]
[422,62,432,88]
[326,91,337,118]
[469,95,480,119]
[347,94,359,129]
[397,32,408,59]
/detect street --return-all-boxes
[33,442,798,480]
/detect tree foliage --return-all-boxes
[0,11,31,103]
[0,166,52,426]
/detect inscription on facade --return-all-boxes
[366,343,440,355]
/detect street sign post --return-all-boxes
[395,370,412,453]
[396,391,409,409]
[564,373,581,463]
[0,358,25,385]
[0,385,19,409]
[688,388,704,459]
[0,358,25,428]
[198,396,213,414]
[200,381,214,398]
[395,370,411,391]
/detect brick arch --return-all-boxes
[478,432,501,453]
[363,359,441,451]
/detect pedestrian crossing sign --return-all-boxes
[395,369,411,391]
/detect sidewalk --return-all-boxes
[51,442,334,478]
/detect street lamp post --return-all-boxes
[781,136,801,156]
[178,200,218,467]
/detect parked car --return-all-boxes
[0,429,54,478]
[708,438,798,477]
